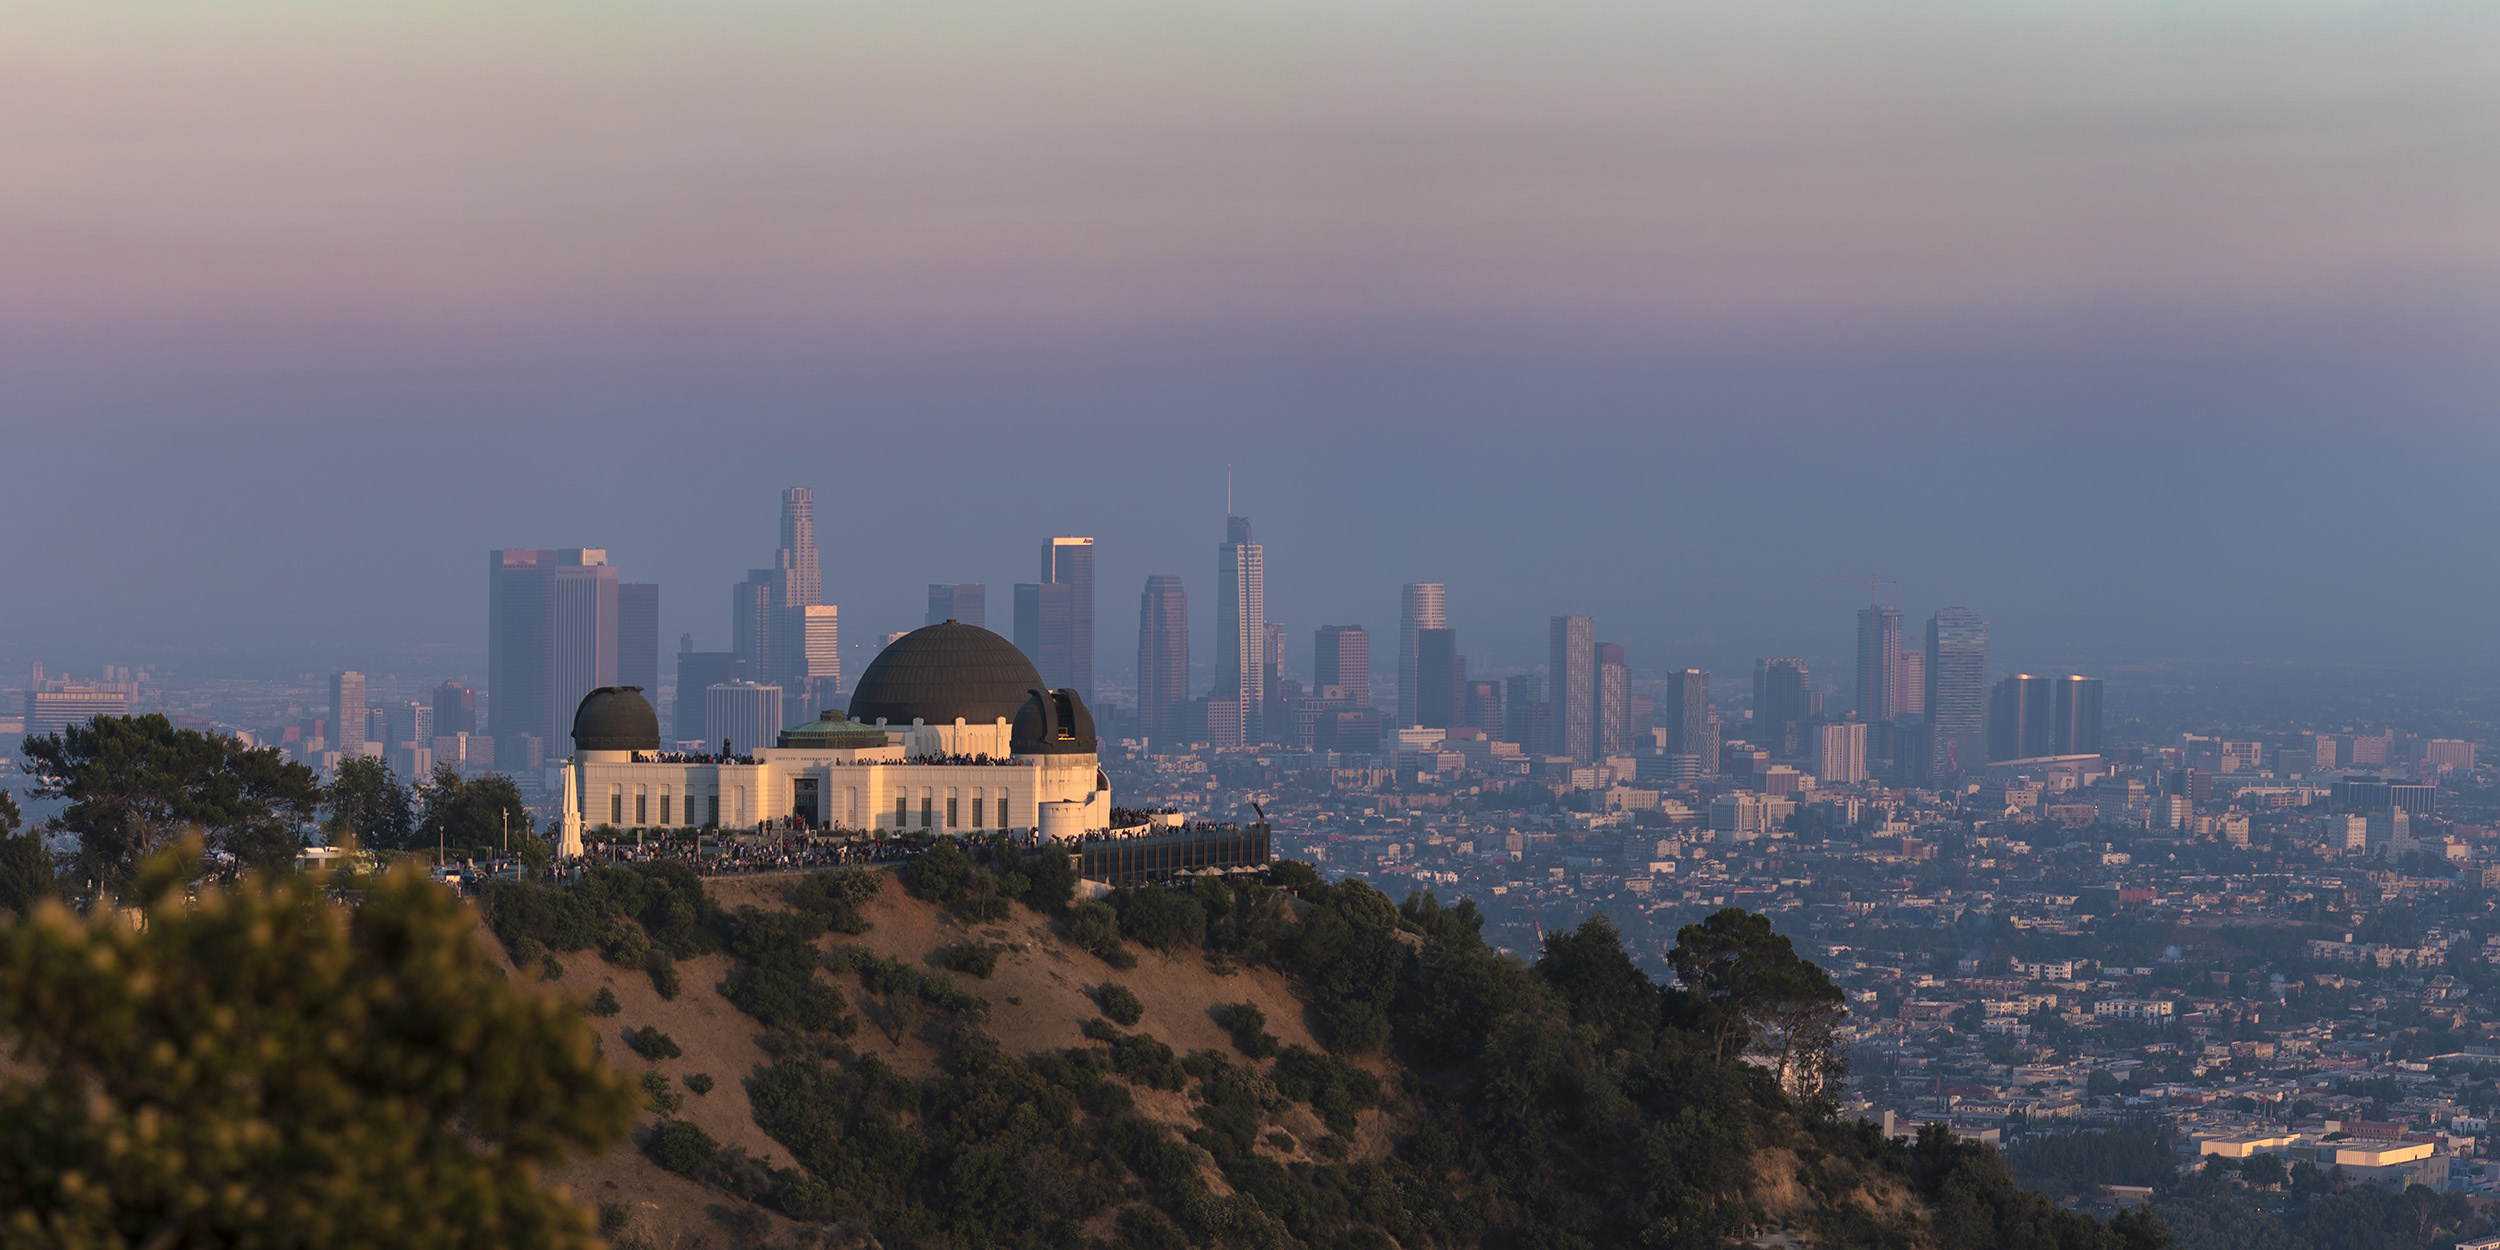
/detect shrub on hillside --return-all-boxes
[597,915,650,967]
[1279,878,1411,1052]
[714,903,851,1032]
[1108,1033,1187,1091]
[1213,1001,1277,1058]
[685,1072,715,1096]
[1269,1044,1380,1136]
[585,985,621,1017]
[1096,983,1144,1026]
[646,1119,718,1176]
[903,840,1011,921]
[902,840,972,903]
[824,944,987,1017]
[640,1069,680,1113]
[942,942,1003,978]
[723,953,850,1032]
[1065,902,1136,968]
[784,867,882,933]
[1017,846,1079,912]
[487,860,719,964]
[624,1026,682,1061]
[646,951,680,1001]
[1111,887,1206,951]
[772,1168,836,1222]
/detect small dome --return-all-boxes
[846,621,1043,727]
[1012,687,1099,756]
[572,686,660,752]
[779,708,890,750]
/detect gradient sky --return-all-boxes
[4,2,2496,689]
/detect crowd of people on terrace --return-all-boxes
[632,749,759,765]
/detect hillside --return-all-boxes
[479,844,2173,1250]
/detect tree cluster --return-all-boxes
[0,838,634,1245]
[18,713,320,887]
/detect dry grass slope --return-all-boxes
[501,866,1378,1248]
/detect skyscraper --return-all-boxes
[1217,516,1266,742]
[1753,658,1811,753]
[1136,575,1189,742]
[2052,675,2103,756]
[1894,649,1925,718]
[1596,641,1629,757]
[705,681,783,756]
[721,489,834,719]
[487,548,619,765]
[674,649,741,743]
[1989,674,2055,761]
[1855,604,1904,720]
[776,487,822,611]
[1398,583,1446,728]
[1013,581,1077,689]
[1924,608,1989,779]
[785,604,842,722]
[1262,621,1289,739]
[330,671,368,758]
[1044,537,1096,699]
[1662,669,1710,757]
[434,680,477,736]
[927,584,986,629]
[1312,625,1371,707]
[1549,615,1595,763]
[1502,674,1544,748]
[1813,721,1870,785]
[732,571,776,687]
[1462,680,1504,737]
[1415,627,1460,729]
[618,582,659,691]
[386,701,434,751]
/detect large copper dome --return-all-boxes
[571,686,660,751]
[845,621,1044,727]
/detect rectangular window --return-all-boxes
[635,789,647,824]
[660,791,672,825]
[707,792,720,825]
[947,796,959,828]
[997,789,1009,828]
[971,788,984,829]
[921,795,933,828]
[610,792,622,825]
[897,795,909,827]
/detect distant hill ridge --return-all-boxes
[477,841,2173,1250]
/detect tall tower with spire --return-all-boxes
[776,487,821,609]
[1216,515,1265,746]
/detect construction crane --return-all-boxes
[1824,576,1896,607]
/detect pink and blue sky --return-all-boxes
[4,2,2496,680]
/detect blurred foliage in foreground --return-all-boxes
[0,838,634,1248]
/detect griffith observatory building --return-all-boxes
[555,621,1113,856]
